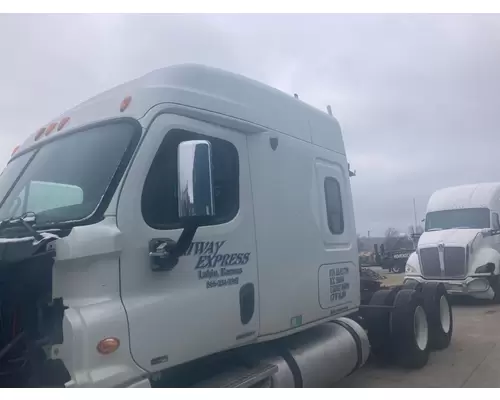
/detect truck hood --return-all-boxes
[418,228,483,248]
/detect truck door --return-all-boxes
[117,114,259,372]
[315,158,360,314]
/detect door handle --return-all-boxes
[148,226,198,271]
[149,240,172,258]
[149,238,178,271]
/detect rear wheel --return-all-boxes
[403,280,423,292]
[364,286,402,363]
[422,282,453,350]
[391,289,430,369]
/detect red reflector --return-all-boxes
[45,122,57,136]
[57,117,70,131]
[34,127,46,141]
[120,96,132,112]
[11,145,20,156]
[97,337,120,355]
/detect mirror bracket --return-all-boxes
[483,229,500,237]
[149,224,198,271]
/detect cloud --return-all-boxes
[1,14,500,235]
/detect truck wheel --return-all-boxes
[422,282,453,350]
[391,262,405,274]
[364,286,402,363]
[490,277,500,304]
[391,289,430,369]
[403,280,423,292]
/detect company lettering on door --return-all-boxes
[184,241,251,289]
[329,267,350,301]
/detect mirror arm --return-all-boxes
[169,222,198,259]
[150,223,198,271]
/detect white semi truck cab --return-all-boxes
[0,64,451,387]
[405,183,500,302]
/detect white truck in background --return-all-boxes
[405,182,500,302]
[0,64,452,388]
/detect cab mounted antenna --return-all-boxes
[326,105,333,116]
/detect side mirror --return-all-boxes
[482,228,500,237]
[149,140,216,272]
[177,140,215,222]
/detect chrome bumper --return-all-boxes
[404,275,494,300]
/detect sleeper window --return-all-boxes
[324,177,344,235]
[142,129,239,229]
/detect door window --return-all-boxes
[142,129,239,229]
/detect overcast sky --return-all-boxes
[1,13,500,236]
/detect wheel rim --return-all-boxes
[414,305,428,351]
[439,295,451,334]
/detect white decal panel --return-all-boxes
[318,262,356,310]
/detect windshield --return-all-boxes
[425,208,491,231]
[0,151,33,205]
[0,121,138,227]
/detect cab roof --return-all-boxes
[15,64,345,157]
[427,182,500,213]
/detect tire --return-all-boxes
[364,286,402,363]
[403,280,423,292]
[392,261,405,274]
[422,282,453,350]
[490,276,500,304]
[391,289,430,369]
